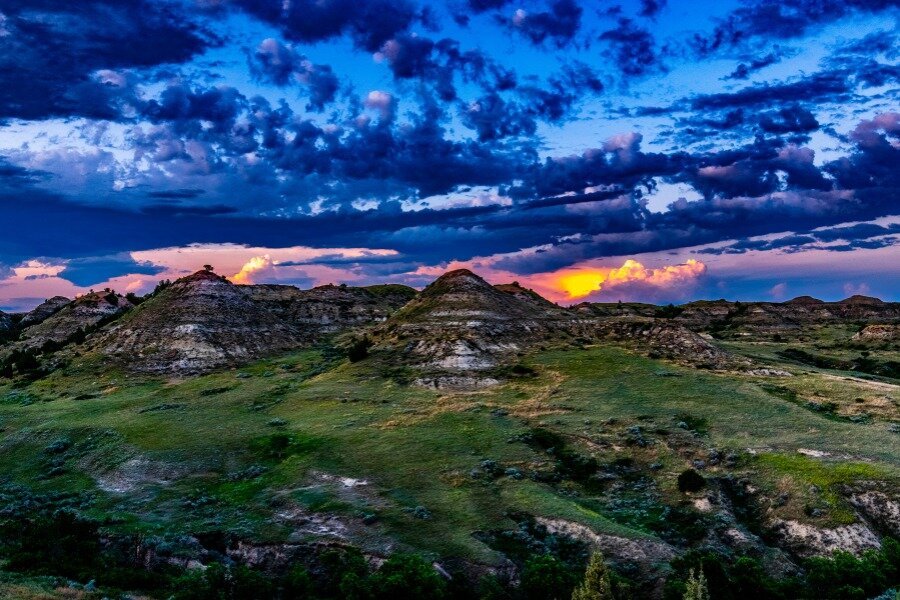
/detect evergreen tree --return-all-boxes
[683,568,710,600]
[572,552,614,600]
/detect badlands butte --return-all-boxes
[0,267,899,598]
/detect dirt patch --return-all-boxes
[769,519,880,557]
[535,517,676,564]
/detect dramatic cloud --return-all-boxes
[0,0,213,120]
[0,0,898,306]
[507,0,583,47]
[57,254,165,287]
[250,38,340,110]
[599,18,662,76]
[691,0,897,55]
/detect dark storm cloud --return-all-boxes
[0,0,213,120]
[461,60,604,139]
[250,38,340,111]
[228,0,418,52]
[690,72,851,111]
[599,18,662,76]
[725,51,786,80]
[639,0,667,18]
[825,113,900,190]
[758,105,819,134]
[57,254,165,287]
[691,0,897,56]
[461,94,538,141]
[507,0,583,47]
[697,223,900,255]
[142,84,247,133]
[466,0,513,13]
[834,30,899,58]
[147,189,206,200]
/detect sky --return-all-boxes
[0,0,898,311]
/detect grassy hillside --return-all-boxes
[0,336,897,597]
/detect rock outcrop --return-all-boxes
[19,296,71,328]
[19,291,132,349]
[0,310,11,334]
[95,270,303,374]
[588,319,736,369]
[372,269,573,386]
[852,324,899,343]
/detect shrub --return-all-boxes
[520,555,577,600]
[677,469,706,493]
[347,336,372,362]
[171,563,275,600]
[369,553,447,600]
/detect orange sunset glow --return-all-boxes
[549,259,707,300]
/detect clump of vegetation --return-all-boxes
[664,540,900,600]
[674,413,709,435]
[571,552,613,600]
[677,469,706,493]
[347,335,373,362]
[655,304,684,319]
[249,432,322,462]
[520,428,600,485]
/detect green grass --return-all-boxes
[0,343,897,566]
[752,453,889,524]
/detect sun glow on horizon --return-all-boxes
[552,259,707,300]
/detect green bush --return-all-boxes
[806,538,900,600]
[677,469,705,493]
[520,555,577,600]
[171,563,276,600]
[369,553,447,600]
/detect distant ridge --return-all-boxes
[2,267,898,379]
[838,294,884,306]
[20,290,132,349]
[20,296,71,328]
[786,295,825,305]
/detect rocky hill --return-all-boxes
[94,270,305,374]
[372,269,573,387]
[19,295,70,328]
[91,271,416,374]
[19,290,132,350]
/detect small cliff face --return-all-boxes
[852,324,899,343]
[96,270,304,374]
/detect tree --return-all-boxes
[521,555,577,600]
[572,552,614,600]
[369,553,446,600]
[203,264,214,272]
[683,568,709,600]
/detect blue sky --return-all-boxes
[0,0,897,310]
